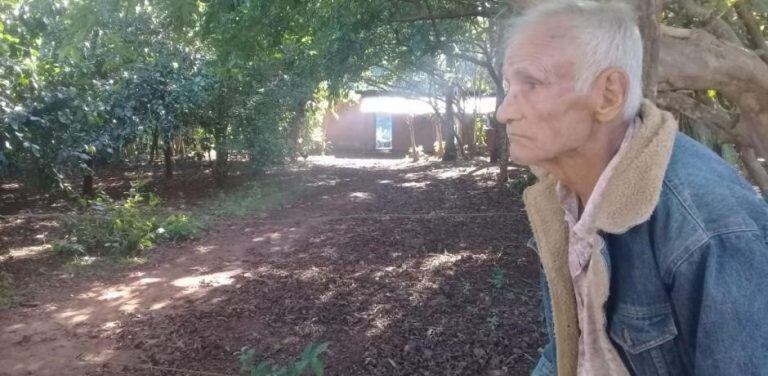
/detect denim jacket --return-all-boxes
[524,101,768,376]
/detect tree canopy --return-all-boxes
[2,0,768,194]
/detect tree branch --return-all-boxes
[733,0,768,65]
[656,91,743,144]
[672,0,741,44]
[635,0,661,101]
[658,26,768,157]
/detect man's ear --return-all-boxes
[591,68,629,123]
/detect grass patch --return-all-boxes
[43,175,302,275]
[53,183,202,260]
[201,180,295,219]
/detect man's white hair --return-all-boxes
[508,1,644,121]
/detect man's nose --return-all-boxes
[495,92,521,124]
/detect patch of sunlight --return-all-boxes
[421,252,487,271]
[98,286,134,301]
[120,299,142,313]
[364,304,393,337]
[252,236,266,242]
[114,256,147,267]
[349,192,374,202]
[149,300,170,310]
[70,256,97,266]
[318,290,336,303]
[429,169,465,179]
[305,156,409,170]
[79,349,118,363]
[402,172,425,180]
[171,268,243,291]
[0,244,52,261]
[421,253,464,270]
[5,323,25,333]
[101,321,119,330]
[134,277,163,285]
[399,181,428,189]
[196,245,217,254]
[377,179,393,184]
[297,266,326,281]
[56,307,94,324]
[307,179,340,187]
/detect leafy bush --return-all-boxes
[54,187,200,258]
[156,214,201,242]
[238,342,330,376]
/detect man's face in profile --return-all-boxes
[496,19,598,167]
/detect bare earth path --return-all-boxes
[0,157,545,376]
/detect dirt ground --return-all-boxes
[0,157,545,376]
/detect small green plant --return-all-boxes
[54,181,200,258]
[238,342,330,376]
[462,280,471,294]
[487,312,499,332]
[490,267,506,290]
[156,214,201,242]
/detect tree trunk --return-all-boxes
[163,135,173,180]
[734,1,768,65]
[82,157,95,197]
[635,0,661,101]
[177,134,186,162]
[288,100,309,161]
[494,91,509,184]
[408,116,419,162]
[213,122,228,187]
[462,116,477,159]
[435,119,444,157]
[442,87,458,161]
[149,124,159,165]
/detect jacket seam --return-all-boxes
[662,179,706,233]
[665,228,761,284]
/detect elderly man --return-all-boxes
[496,1,768,376]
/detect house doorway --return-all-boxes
[375,114,392,150]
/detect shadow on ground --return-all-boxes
[2,156,545,376]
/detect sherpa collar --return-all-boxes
[522,100,679,376]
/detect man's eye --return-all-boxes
[526,81,539,90]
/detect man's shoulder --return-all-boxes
[660,133,766,229]
[648,132,768,273]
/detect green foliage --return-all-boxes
[238,342,330,376]
[507,168,536,197]
[205,181,288,218]
[490,266,505,290]
[486,312,499,332]
[156,214,201,242]
[54,193,161,257]
[54,185,199,258]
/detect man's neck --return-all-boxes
[541,120,630,213]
